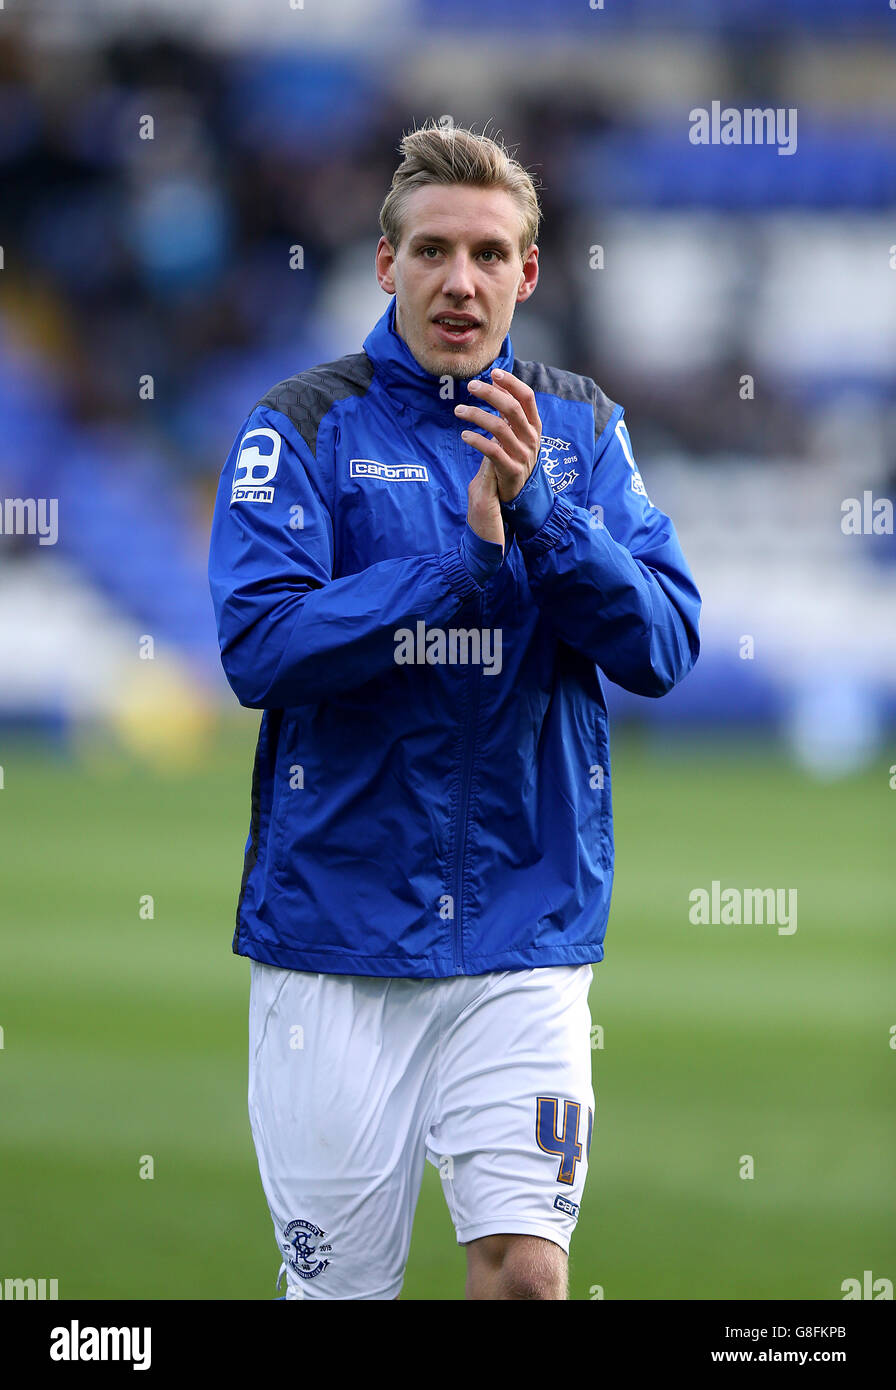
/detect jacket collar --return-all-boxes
[362,296,515,417]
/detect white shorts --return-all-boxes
[247,960,595,1300]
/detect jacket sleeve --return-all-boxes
[207,404,494,708]
[503,407,701,697]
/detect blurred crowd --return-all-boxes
[2,20,892,497]
[1,7,894,749]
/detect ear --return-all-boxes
[516,244,539,304]
[375,236,397,294]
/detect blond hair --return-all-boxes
[379,120,541,260]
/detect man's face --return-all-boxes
[375,183,538,380]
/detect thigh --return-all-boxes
[249,961,440,1300]
[426,964,595,1256]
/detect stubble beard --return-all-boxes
[414,329,506,383]
[396,299,509,381]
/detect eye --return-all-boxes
[479,250,503,263]
[420,246,441,258]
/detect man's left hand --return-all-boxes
[454,368,542,504]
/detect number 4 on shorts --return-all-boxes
[535,1097,594,1184]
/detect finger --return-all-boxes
[455,403,527,461]
[461,432,528,496]
[478,368,541,431]
[489,369,541,432]
[461,427,502,458]
[466,379,532,438]
[461,429,508,468]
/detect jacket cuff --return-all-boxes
[500,460,555,540]
[459,522,504,586]
[518,493,575,557]
[439,544,489,601]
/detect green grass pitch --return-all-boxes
[1,721,892,1299]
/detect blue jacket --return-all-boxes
[208,297,701,978]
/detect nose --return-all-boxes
[440,251,476,301]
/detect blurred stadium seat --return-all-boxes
[1,4,893,770]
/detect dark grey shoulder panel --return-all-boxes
[513,359,617,441]
[256,352,375,456]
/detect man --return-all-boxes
[208,122,701,1301]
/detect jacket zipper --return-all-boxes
[451,589,483,973]
[450,425,486,973]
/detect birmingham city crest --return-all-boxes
[282,1218,332,1280]
[539,436,579,494]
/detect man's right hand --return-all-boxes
[467,457,505,551]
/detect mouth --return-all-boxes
[432,313,482,346]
